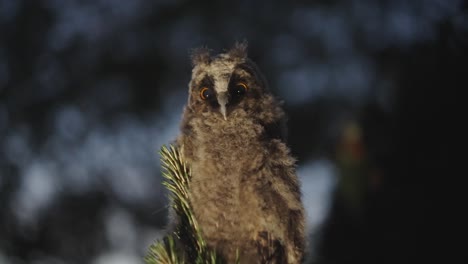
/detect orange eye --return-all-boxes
[237,82,248,91]
[200,87,212,100]
[232,82,248,97]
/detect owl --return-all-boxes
[175,42,305,263]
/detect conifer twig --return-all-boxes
[145,145,227,264]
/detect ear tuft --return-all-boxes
[227,40,248,60]
[190,47,212,66]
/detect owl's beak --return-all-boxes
[217,92,229,120]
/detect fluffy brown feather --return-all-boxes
[175,43,305,263]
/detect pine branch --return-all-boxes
[145,145,230,264]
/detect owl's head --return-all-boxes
[186,42,269,121]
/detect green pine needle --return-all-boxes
[144,145,229,264]
[145,236,183,264]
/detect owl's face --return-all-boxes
[187,43,268,121]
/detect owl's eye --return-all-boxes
[200,87,213,100]
[233,82,248,96]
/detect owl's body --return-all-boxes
[175,43,305,263]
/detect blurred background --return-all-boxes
[0,0,466,263]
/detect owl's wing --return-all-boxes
[255,231,287,264]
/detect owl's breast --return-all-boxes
[189,116,267,185]
[183,118,273,254]
[201,127,265,173]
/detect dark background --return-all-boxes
[0,0,466,263]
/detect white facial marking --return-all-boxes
[188,53,246,112]
[206,55,236,94]
[217,92,228,120]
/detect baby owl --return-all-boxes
[175,42,305,263]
